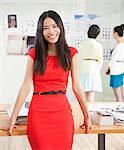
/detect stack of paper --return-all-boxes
[0,109,8,115]
[91,111,114,126]
[110,111,124,124]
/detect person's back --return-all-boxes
[79,24,103,102]
[80,38,103,73]
[80,38,101,57]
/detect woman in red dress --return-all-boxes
[8,10,91,150]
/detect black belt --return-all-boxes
[33,90,66,95]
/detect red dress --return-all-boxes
[27,47,78,150]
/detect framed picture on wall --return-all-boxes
[7,35,27,55]
[7,14,17,28]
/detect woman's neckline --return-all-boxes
[47,55,57,57]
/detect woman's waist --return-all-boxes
[110,64,124,75]
[80,62,100,73]
[30,94,71,112]
[110,70,124,75]
[33,90,66,95]
[33,86,67,92]
[33,83,67,91]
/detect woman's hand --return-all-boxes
[0,118,16,136]
[106,66,110,75]
[8,118,16,136]
[80,117,92,134]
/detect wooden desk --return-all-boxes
[1,102,124,150]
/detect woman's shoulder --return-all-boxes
[117,42,124,47]
[69,47,78,58]
[28,47,36,60]
[92,40,103,51]
[114,43,124,51]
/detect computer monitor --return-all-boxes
[23,36,35,54]
[27,36,35,47]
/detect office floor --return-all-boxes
[0,134,124,150]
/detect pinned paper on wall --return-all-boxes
[69,14,112,61]
[100,26,112,61]
[87,14,101,29]
[64,21,70,35]
[101,27,111,40]
[7,35,26,55]
[5,13,20,32]
[67,14,101,49]
[69,35,84,49]
[7,14,17,28]
[24,19,37,36]
[74,15,87,36]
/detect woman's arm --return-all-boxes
[71,53,92,133]
[108,45,121,67]
[9,56,34,135]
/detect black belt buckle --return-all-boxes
[39,92,42,95]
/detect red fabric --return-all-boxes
[28,47,78,61]
[28,47,78,93]
[27,47,78,150]
[28,48,36,60]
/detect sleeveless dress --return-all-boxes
[27,47,78,150]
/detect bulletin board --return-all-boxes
[64,13,112,61]
[100,26,112,61]
[10,13,113,60]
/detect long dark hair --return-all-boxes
[34,10,71,75]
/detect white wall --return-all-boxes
[0,55,33,104]
[0,1,124,54]
[0,1,124,104]
[0,2,75,54]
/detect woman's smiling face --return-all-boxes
[43,17,60,44]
